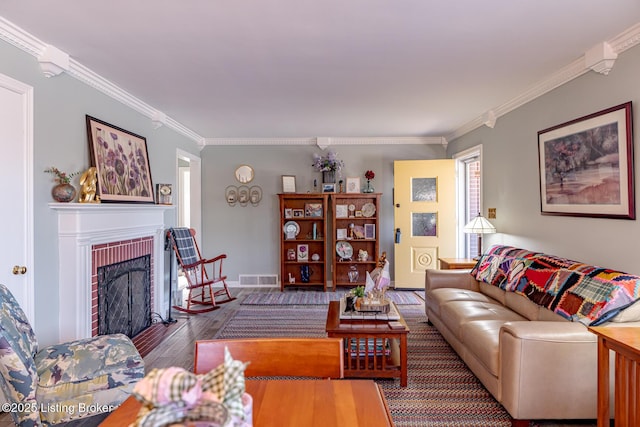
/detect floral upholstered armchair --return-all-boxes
[0,284,145,426]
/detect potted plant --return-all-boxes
[45,166,80,202]
[312,151,344,183]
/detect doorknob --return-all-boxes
[12,266,27,275]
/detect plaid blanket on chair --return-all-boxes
[170,227,199,266]
[472,245,640,325]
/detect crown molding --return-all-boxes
[448,23,640,142]
[0,17,205,146]
[204,136,446,146]
[4,15,640,148]
[0,16,44,57]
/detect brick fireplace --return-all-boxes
[50,203,172,342]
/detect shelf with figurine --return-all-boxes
[331,192,381,288]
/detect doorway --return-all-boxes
[176,149,202,236]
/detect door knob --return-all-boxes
[12,266,27,275]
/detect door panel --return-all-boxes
[394,160,456,289]
[0,74,34,322]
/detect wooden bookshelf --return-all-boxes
[331,193,381,288]
[278,193,329,291]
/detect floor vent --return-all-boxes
[238,274,279,287]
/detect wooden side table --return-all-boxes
[438,258,477,270]
[588,326,640,427]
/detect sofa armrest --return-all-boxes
[499,321,598,420]
[425,269,479,293]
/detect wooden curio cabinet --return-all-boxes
[278,193,328,291]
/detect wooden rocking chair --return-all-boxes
[167,227,236,314]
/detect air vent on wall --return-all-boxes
[238,274,278,287]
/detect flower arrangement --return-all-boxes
[364,170,375,181]
[44,167,80,185]
[312,151,344,172]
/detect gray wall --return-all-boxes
[199,144,445,282]
[448,43,640,274]
[1,40,202,345]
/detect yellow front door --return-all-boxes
[393,159,456,289]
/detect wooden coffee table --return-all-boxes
[325,300,409,387]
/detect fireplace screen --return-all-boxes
[97,255,151,337]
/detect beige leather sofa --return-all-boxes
[425,251,640,425]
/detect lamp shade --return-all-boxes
[463,214,496,234]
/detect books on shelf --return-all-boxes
[345,338,390,357]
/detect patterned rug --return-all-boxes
[240,289,421,305]
[213,304,512,426]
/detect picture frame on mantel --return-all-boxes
[86,115,155,203]
[537,102,634,219]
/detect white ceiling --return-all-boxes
[2,1,640,143]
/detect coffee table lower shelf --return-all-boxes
[325,301,409,387]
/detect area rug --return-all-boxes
[213,305,511,427]
[240,289,422,306]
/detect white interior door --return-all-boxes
[0,74,34,323]
[394,159,456,289]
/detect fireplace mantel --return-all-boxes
[49,203,173,342]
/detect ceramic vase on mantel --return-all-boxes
[52,183,76,202]
[322,170,336,183]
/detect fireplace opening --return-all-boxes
[97,254,151,337]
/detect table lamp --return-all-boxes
[463,213,496,259]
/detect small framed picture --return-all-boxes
[284,208,293,218]
[364,223,376,239]
[335,204,348,218]
[322,183,336,193]
[346,177,360,193]
[282,175,296,193]
[355,210,363,217]
[305,203,323,217]
[287,248,296,260]
[297,244,309,262]
[293,209,304,218]
[336,228,348,239]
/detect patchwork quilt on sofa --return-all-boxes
[471,245,640,325]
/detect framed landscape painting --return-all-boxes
[86,115,155,203]
[537,102,634,219]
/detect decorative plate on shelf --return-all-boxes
[362,202,376,217]
[283,221,300,238]
[336,241,354,260]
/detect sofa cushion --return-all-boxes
[461,320,507,377]
[440,300,526,339]
[479,282,506,304]
[427,288,496,318]
[505,292,540,321]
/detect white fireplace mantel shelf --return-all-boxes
[49,202,174,342]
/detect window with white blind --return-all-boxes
[454,145,482,258]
